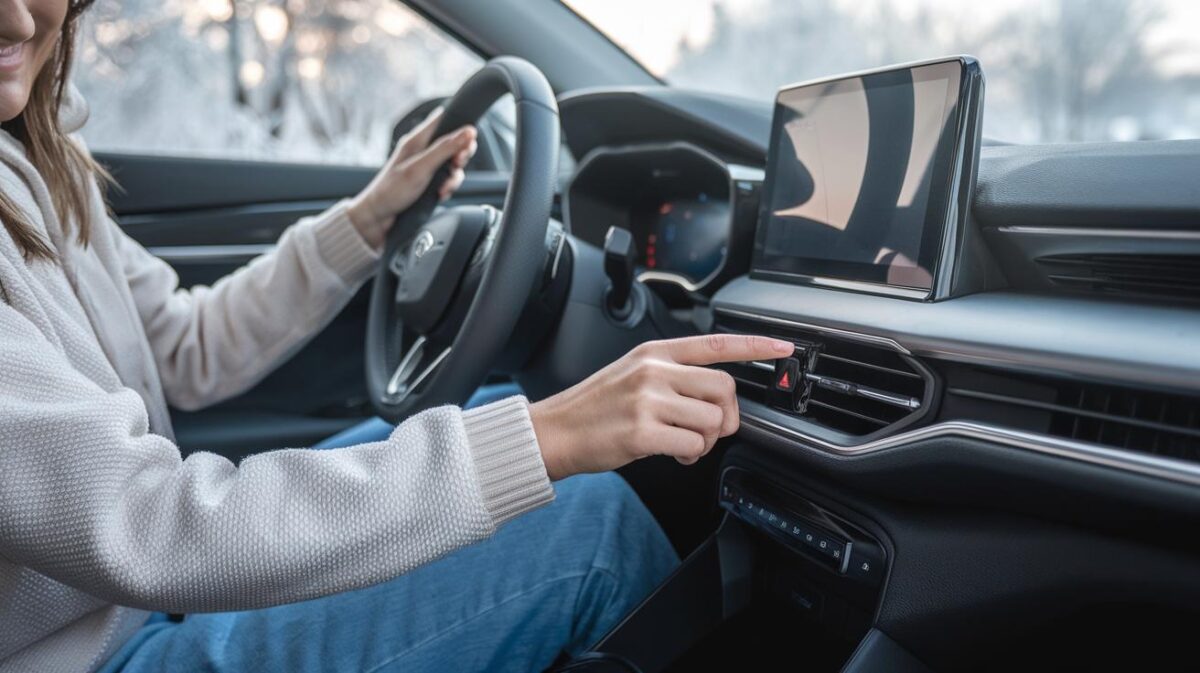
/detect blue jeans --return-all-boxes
[101,388,678,673]
[310,382,525,450]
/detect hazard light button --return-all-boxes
[769,356,811,413]
[772,357,801,393]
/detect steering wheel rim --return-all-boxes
[365,56,559,423]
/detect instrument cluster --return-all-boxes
[565,142,761,292]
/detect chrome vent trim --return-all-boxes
[714,308,933,439]
[740,413,1200,488]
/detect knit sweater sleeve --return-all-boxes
[113,201,379,411]
[0,300,554,612]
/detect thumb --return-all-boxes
[409,125,476,179]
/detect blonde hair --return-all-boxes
[1,0,112,260]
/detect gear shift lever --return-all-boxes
[603,226,636,320]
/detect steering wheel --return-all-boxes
[366,57,559,423]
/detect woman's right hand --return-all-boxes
[529,334,795,480]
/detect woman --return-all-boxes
[0,1,793,672]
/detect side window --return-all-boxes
[76,0,484,166]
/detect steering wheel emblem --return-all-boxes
[411,230,436,259]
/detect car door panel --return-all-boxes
[99,152,509,461]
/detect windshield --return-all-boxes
[564,0,1200,144]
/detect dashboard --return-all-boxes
[556,67,1200,673]
[559,78,1200,481]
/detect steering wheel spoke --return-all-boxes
[382,335,453,404]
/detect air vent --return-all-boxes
[1036,253,1200,302]
[942,365,1200,464]
[714,312,931,437]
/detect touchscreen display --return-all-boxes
[753,59,971,292]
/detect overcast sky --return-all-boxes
[566,0,1200,78]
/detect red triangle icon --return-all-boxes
[778,371,791,388]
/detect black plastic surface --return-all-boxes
[841,629,932,673]
[726,430,1200,670]
[589,520,740,673]
[974,139,1200,230]
[559,88,772,165]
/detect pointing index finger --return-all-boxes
[660,334,794,366]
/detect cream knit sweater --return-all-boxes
[0,89,554,673]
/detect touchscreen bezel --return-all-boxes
[751,56,984,300]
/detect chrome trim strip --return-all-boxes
[741,414,1200,488]
[408,348,451,397]
[715,307,912,355]
[806,275,929,300]
[995,226,1200,241]
[750,268,930,301]
[384,336,427,399]
[148,244,274,261]
[637,270,707,292]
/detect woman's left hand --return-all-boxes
[347,109,478,248]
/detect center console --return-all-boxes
[718,468,887,610]
[560,448,905,673]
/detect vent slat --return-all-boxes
[944,364,1200,465]
[1047,274,1200,293]
[948,388,1200,441]
[1047,256,1200,274]
[807,399,890,427]
[817,352,923,380]
[1037,253,1200,302]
